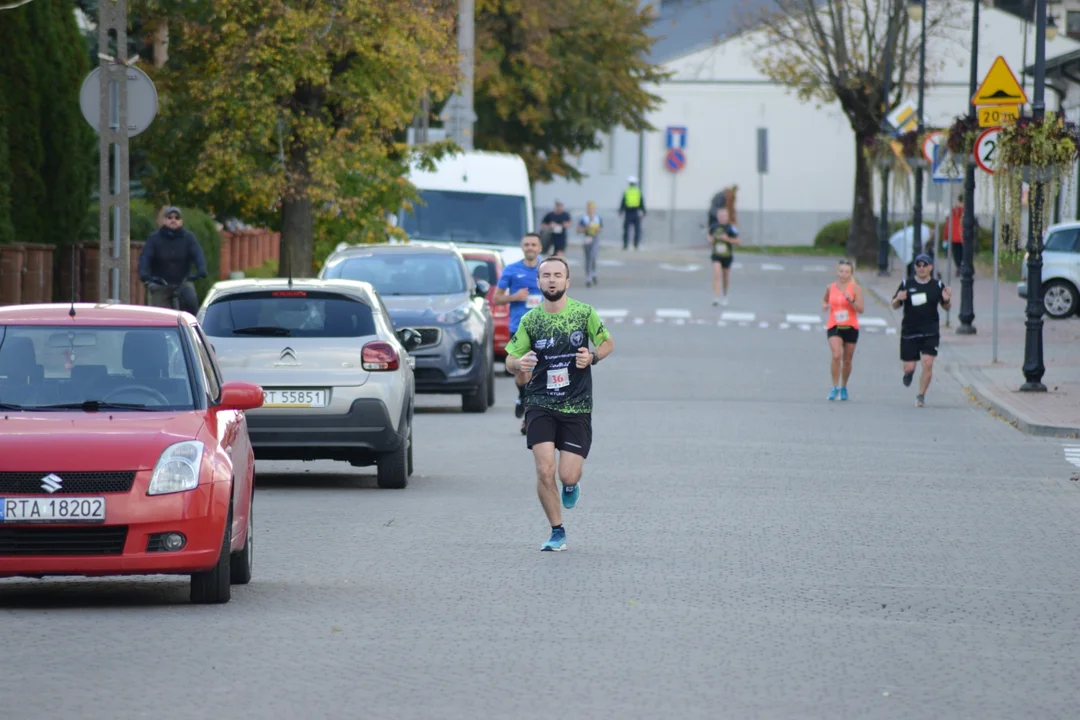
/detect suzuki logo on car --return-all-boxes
[275,347,302,367]
[40,473,63,494]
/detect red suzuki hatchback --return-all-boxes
[0,303,263,604]
[461,249,509,359]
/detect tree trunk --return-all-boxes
[846,133,878,265]
[280,195,315,278]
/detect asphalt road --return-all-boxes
[3,244,1080,719]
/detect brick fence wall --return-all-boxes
[0,229,280,306]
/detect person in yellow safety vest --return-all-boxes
[618,176,646,250]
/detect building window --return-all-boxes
[600,132,615,174]
[1067,11,1080,39]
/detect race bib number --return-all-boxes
[552,225,563,233]
[526,295,542,308]
[714,242,730,256]
[834,310,849,323]
[911,292,928,307]
[546,367,569,390]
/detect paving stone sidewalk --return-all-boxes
[858,265,1080,438]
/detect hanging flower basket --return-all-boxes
[994,112,1080,246]
[944,115,980,168]
[862,133,899,171]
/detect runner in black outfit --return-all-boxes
[891,253,952,407]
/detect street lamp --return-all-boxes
[908,0,927,269]
[877,2,899,277]
[957,0,979,335]
[906,0,922,23]
[1021,0,1050,391]
[1047,14,1058,41]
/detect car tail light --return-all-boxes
[362,341,399,371]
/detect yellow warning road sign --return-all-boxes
[972,56,1028,106]
[978,104,1020,127]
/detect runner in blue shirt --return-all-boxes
[494,232,543,431]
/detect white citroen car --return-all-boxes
[197,278,421,488]
[1018,221,1080,319]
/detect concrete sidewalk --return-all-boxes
[857,266,1080,438]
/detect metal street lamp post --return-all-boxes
[1021,0,1050,391]
[957,0,979,334]
[877,2,899,276]
[908,0,927,268]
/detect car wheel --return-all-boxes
[377,439,408,489]
[229,492,253,585]
[191,506,233,604]
[407,422,414,477]
[462,355,490,413]
[1043,279,1078,319]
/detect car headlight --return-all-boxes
[147,441,205,496]
[436,304,471,324]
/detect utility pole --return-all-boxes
[442,0,477,149]
[98,0,131,303]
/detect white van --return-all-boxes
[399,150,532,264]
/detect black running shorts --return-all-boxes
[524,406,592,458]
[826,326,859,344]
[900,334,939,362]
[711,254,733,268]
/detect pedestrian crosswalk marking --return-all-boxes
[720,311,755,322]
[656,308,692,319]
[786,313,821,324]
[632,317,645,325]
[779,322,790,329]
[861,316,889,327]
[1065,445,1080,468]
[761,263,784,271]
[596,309,629,319]
[758,321,769,328]
[803,265,829,272]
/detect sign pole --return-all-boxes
[945,181,954,328]
[98,0,131,304]
[668,172,677,245]
[756,127,768,250]
[992,208,1000,363]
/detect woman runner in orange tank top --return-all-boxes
[821,259,864,401]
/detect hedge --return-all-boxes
[813,217,992,250]
[82,199,220,301]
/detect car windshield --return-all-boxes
[464,257,498,285]
[399,189,527,246]
[0,325,195,410]
[201,290,377,337]
[322,252,468,296]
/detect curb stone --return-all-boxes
[948,363,1080,439]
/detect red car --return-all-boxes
[0,303,263,604]
[461,249,510,359]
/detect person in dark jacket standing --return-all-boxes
[138,206,207,314]
[618,176,646,250]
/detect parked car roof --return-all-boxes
[0,303,187,326]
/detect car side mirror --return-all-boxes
[398,327,423,352]
[474,279,490,297]
[218,381,264,411]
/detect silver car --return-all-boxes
[197,278,422,489]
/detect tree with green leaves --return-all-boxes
[0,3,47,244]
[0,0,94,249]
[747,0,958,262]
[473,0,668,182]
[0,117,14,246]
[136,0,461,277]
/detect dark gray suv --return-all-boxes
[319,243,495,412]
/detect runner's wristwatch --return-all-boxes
[591,351,600,365]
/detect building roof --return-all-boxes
[1024,47,1080,75]
[647,0,774,63]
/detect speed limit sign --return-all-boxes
[975,127,1000,174]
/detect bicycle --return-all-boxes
[144,276,201,314]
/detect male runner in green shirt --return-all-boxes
[504,256,614,551]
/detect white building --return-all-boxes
[532,0,1080,247]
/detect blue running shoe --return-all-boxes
[541,527,566,551]
[828,387,839,401]
[562,483,579,509]
[839,387,849,401]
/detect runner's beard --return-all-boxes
[542,288,565,302]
